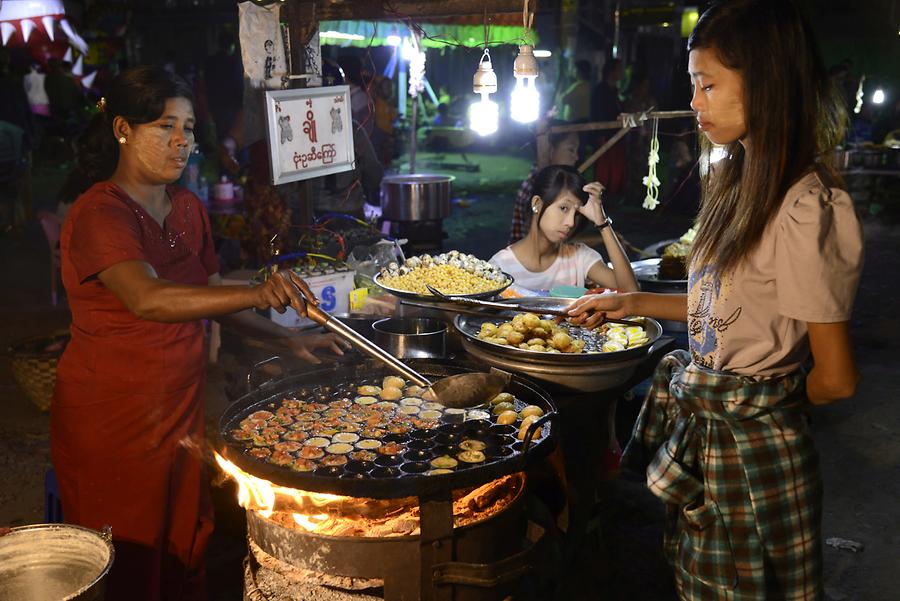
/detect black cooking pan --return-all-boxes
[216,358,558,499]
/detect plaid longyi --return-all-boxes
[623,350,823,600]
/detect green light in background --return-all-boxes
[681,8,699,38]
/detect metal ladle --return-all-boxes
[303,303,510,408]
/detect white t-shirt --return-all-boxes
[489,242,603,291]
[688,171,864,377]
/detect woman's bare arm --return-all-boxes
[97,260,314,323]
[805,321,860,404]
[566,291,688,328]
[586,227,639,292]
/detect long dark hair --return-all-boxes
[528,165,589,235]
[688,0,846,274]
[75,66,194,189]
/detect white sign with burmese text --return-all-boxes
[264,86,355,185]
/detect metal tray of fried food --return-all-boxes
[453,297,663,364]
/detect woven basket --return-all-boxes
[9,333,69,412]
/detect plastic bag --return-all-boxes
[347,239,404,291]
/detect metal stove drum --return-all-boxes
[216,359,558,601]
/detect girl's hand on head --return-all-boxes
[578,182,607,226]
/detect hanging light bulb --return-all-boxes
[469,49,499,136]
[511,45,540,124]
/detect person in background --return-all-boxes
[44,58,85,132]
[492,165,637,292]
[589,57,626,196]
[432,102,459,127]
[509,122,580,243]
[568,1,862,597]
[558,59,592,123]
[204,31,243,142]
[52,66,348,601]
[338,54,373,137]
[372,75,397,166]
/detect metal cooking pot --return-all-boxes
[380,174,454,221]
[0,524,114,601]
[372,317,447,359]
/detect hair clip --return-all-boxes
[96,97,107,113]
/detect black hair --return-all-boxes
[75,65,194,189]
[526,165,589,236]
[574,60,591,81]
[687,0,846,274]
[337,55,364,87]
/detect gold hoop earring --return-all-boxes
[118,136,126,144]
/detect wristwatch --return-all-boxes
[595,216,613,231]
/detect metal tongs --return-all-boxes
[424,285,644,327]
[301,298,510,408]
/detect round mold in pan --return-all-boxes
[383,433,409,444]
[490,424,517,437]
[409,428,438,440]
[345,460,374,474]
[435,432,461,445]
[432,444,460,457]
[408,439,434,451]
[437,423,465,435]
[314,466,344,478]
[375,454,403,467]
[371,466,402,478]
[401,461,430,474]
[403,449,433,463]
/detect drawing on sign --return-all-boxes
[278,115,293,144]
[330,106,343,134]
[264,39,276,80]
[265,86,354,184]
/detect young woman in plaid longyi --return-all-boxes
[566,1,863,598]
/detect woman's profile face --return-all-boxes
[550,134,579,166]
[688,48,746,145]
[124,97,195,184]
[536,189,582,243]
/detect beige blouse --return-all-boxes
[687,171,864,377]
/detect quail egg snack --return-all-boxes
[476,312,650,354]
[227,375,549,477]
[377,251,511,296]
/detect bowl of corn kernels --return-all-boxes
[373,251,513,300]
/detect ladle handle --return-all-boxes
[306,304,433,388]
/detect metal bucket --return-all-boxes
[372,317,448,359]
[380,174,454,221]
[0,524,114,601]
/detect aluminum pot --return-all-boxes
[0,524,114,601]
[372,317,447,359]
[380,174,454,221]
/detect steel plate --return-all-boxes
[631,258,688,290]
[373,271,514,302]
[453,297,663,363]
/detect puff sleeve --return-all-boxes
[775,185,864,322]
[68,197,147,284]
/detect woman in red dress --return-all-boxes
[52,66,347,600]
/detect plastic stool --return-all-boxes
[44,468,64,523]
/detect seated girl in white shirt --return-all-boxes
[489,165,638,292]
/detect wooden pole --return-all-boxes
[283,0,318,227]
